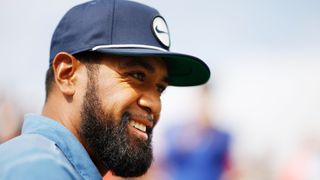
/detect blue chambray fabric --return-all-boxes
[0,114,101,180]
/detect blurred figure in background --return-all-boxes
[161,85,232,180]
[277,135,320,180]
[0,93,23,143]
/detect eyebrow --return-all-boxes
[122,58,169,84]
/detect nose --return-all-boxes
[137,90,161,119]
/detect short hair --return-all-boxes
[44,51,106,100]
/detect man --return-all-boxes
[162,85,232,180]
[0,0,210,179]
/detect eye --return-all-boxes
[130,72,145,81]
[156,84,167,94]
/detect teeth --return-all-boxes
[129,120,146,132]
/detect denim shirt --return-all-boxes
[0,114,102,180]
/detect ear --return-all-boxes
[52,52,81,96]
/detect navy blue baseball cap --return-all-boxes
[50,0,210,86]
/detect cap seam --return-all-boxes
[110,0,116,44]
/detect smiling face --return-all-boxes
[79,55,168,177]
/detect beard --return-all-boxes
[79,75,153,177]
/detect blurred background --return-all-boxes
[1,0,320,179]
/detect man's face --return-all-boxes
[79,56,168,177]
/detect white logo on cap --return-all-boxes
[152,16,170,48]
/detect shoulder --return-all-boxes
[0,133,60,162]
[0,134,80,179]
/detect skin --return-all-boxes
[42,52,168,175]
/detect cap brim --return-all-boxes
[94,48,210,86]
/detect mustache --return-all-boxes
[121,111,154,135]
[121,112,154,123]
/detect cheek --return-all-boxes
[99,82,139,119]
[96,67,139,119]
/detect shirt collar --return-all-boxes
[22,113,102,180]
